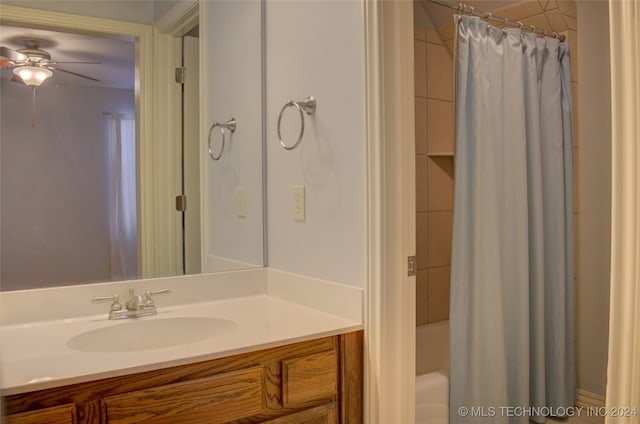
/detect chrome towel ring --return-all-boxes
[208,118,237,161]
[277,96,316,150]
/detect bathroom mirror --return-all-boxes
[0,0,265,291]
[201,0,265,274]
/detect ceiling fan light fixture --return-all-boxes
[12,66,53,87]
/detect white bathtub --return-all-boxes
[416,321,449,424]
[416,371,449,424]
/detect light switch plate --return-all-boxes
[293,186,305,221]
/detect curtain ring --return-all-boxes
[277,96,316,150]
[517,21,524,29]
[208,118,236,161]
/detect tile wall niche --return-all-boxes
[414,0,579,326]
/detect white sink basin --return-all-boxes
[67,317,236,352]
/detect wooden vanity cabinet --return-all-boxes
[2,331,362,424]
[4,404,77,424]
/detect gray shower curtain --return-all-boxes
[449,16,575,424]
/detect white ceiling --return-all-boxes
[0,1,179,25]
[0,24,135,90]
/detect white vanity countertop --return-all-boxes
[0,271,363,396]
[1,294,362,396]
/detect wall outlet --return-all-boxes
[236,187,247,218]
[293,185,305,221]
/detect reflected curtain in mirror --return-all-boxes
[105,113,137,280]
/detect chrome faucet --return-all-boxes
[91,287,171,320]
[125,287,145,311]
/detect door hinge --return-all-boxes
[176,195,187,212]
[408,256,417,277]
[175,67,186,84]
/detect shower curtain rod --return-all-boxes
[427,0,566,42]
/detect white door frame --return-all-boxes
[364,1,417,422]
[0,4,156,277]
[153,0,200,277]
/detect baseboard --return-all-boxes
[577,389,606,408]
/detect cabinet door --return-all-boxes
[264,402,337,424]
[5,404,76,424]
[282,350,338,407]
[101,367,264,423]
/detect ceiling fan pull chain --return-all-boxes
[31,87,37,128]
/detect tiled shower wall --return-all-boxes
[414,0,579,326]
[414,26,454,325]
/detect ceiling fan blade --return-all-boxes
[1,59,15,68]
[47,61,102,65]
[1,46,27,62]
[47,66,100,82]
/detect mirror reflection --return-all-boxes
[203,0,265,273]
[0,0,265,291]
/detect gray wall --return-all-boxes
[576,0,611,398]
[1,81,134,290]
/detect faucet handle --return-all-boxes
[144,289,171,307]
[91,294,122,312]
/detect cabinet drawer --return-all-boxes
[282,350,338,407]
[264,402,337,424]
[5,403,76,424]
[101,367,264,424]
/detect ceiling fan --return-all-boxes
[1,39,100,87]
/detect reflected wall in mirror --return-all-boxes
[202,0,265,273]
[0,0,265,291]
